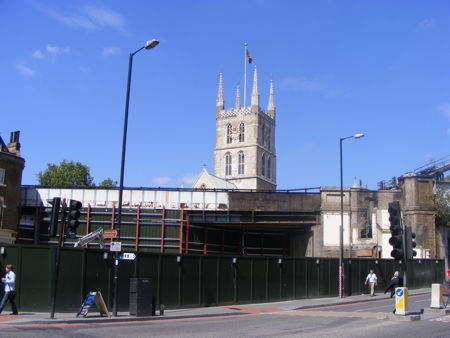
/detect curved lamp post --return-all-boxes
[113,39,159,316]
[339,133,364,298]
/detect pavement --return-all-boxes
[0,288,436,326]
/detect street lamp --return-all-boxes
[113,39,159,317]
[339,133,364,298]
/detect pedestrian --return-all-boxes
[384,271,403,298]
[364,269,378,297]
[0,264,18,315]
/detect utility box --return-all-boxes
[129,278,155,316]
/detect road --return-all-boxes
[0,294,449,338]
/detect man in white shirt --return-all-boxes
[0,264,18,315]
[364,269,378,297]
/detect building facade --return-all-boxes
[0,131,25,243]
[213,68,276,190]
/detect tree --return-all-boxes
[435,185,450,227]
[98,178,118,188]
[37,160,94,187]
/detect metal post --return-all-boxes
[339,138,344,298]
[338,133,364,298]
[113,51,134,317]
[113,41,157,316]
[50,199,67,319]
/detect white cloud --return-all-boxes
[46,45,70,54]
[178,173,197,186]
[436,103,450,118]
[419,18,436,30]
[152,176,171,186]
[281,76,323,91]
[32,50,45,59]
[43,5,126,32]
[280,76,344,97]
[102,47,120,56]
[84,6,125,32]
[16,63,36,76]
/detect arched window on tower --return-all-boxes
[239,123,245,142]
[225,152,232,176]
[238,151,245,175]
[261,154,266,177]
[267,156,271,179]
[267,127,271,149]
[226,124,232,144]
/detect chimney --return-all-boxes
[7,131,21,156]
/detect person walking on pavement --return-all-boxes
[364,269,378,297]
[384,271,403,298]
[0,264,18,315]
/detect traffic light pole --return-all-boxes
[401,215,408,287]
[50,199,67,319]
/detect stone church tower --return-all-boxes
[214,67,276,190]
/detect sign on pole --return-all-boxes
[119,253,136,260]
[104,229,118,239]
[110,241,122,252]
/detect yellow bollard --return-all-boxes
[395,287,408,315]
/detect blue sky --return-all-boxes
[1,0,449,190]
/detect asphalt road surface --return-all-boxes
[0,295,449,338]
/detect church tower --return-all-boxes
[214,67,276,190]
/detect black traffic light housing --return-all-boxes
[66,199,82,238]
[42,197,61,237]
[405,226,417,259]
[388,201,404,260]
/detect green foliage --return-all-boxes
[435,186,450,227]
[98,178,118,188]
[37,160,94,187]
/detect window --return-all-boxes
[238,151,245,175]
[267,157,271,179]
[360,204,373,239]
[261,154,266,176]
[0,169,4,185]
[200,184,206,190]
[239,123,245,142]
[225,152,232,176]
[267,127,271,149]
[226,124,232,144]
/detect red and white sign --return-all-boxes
[103,229,118,239]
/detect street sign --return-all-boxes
[110,241,122,252]
[103,229,118,239]
[119,253,136,260]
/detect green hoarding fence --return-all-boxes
[0,244,444,312]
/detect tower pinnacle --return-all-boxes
[251,66,259,112]
[216,72,224,114]
[235,83,241,109]
[267,79,275,118]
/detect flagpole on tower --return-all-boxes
[244,42,248,108]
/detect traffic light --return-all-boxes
[42,197,60,237]
[405,226,417,259]
[66,199,82,238]
[388,201,404,260]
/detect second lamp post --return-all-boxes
[339,133,364,298]
[113,39,160,317]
